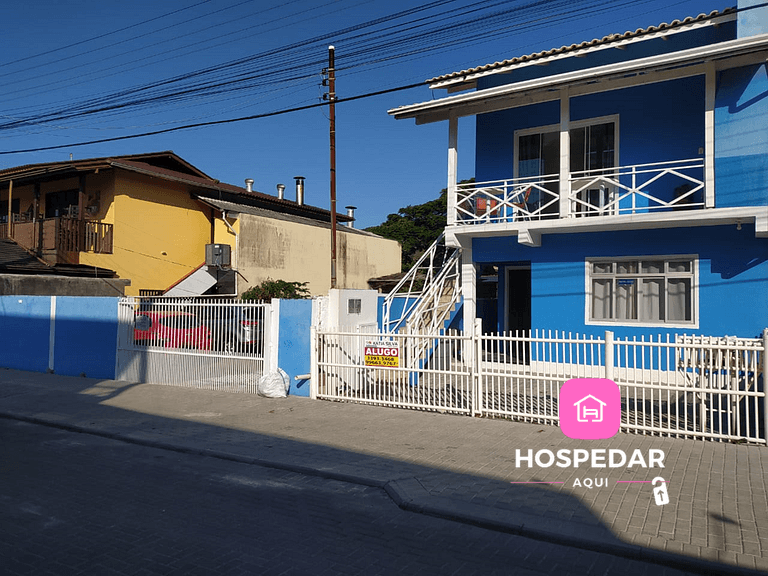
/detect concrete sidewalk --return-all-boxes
[1,368,766,575]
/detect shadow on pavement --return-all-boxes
[0,369,764,576]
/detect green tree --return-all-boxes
[241,279,310,302]
[366,180,472,271]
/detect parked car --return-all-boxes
[133,311,211,350]
[205,307,262,354]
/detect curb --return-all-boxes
[2,410,766,576]
[384,478,765,576]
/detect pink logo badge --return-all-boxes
[559,378,620,439]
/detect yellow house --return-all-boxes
[0,152,401,297]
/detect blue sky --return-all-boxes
[0,0,726,228]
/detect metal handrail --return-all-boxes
[382,232,461,334]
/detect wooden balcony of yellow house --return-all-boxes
[0,211,113,266]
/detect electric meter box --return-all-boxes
[205,243,231,267]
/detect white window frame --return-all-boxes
[513,114,620,180]
[584,254,699,328]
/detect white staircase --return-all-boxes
[381,232,462,336]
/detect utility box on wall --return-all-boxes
[205,243,231,267]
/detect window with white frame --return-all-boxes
[587,256,696,325]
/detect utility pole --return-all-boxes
[323,45,338,289]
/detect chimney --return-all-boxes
[276,183,286,200]
[245,178,254,193]
[345,205,357,228]
[294,176,305,206]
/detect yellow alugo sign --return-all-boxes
[364,340,400,367]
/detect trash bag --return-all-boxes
[257,368,290,398]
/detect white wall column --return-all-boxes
[704,61,716,208]
[48,296,56,373]
[559,88,571,218]
[447,113,458,226]
[267,298,280,374]
[460,238,476,338]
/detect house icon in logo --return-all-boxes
[574,394,607,423]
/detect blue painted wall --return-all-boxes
[739,0,768,37]
[476,77,706,199]
[0,296,119,378]
[715,64,768,207]
[473,225,768,339]
[377,295,464,332]
[54,297,119,379]
[376,295,421,331]
[475,101,559,182]
[277,298,313,396]
[0,296,52,373]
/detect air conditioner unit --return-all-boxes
[205,243,231,267]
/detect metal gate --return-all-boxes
[116,297,271,393]
[313,325,768,443]
[313,327,473,414]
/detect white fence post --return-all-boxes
[604,330,614,381]
[763,328,768,442]
[473,318,483,416]
[266,298,280,374]
[310,325,318,400]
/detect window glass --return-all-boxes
[591,280,612,320]
[639,279,664,322]
[616,261,637,274]
[616,279,637,320]
[668,279,692,322]
[667,261,691,273]
[592,262,612,274]
[641,261,663,274]
[518,134,542,178]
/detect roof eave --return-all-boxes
[427,9,736,91]
[390,33,768,124]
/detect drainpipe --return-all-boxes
[221,210,239,296]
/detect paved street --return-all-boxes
[1,419,699,576]
[0,368,766,575]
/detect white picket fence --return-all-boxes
[116,297,271,393]
[312,325,768,444]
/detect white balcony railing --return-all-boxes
[455,159,705,226]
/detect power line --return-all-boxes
[0,0,737,142]
[0,0,576,129]
[0,0,216,69]
[0,81,427,155]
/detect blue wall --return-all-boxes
[475,77,706,188]
[0,296,53,374]
[0,296,119,378]
[54,297,119,379]
[473,225,768,339]
[739,0,768,37]
[276,298,313,397]
[715,64,768,207]
[377,295,420,331]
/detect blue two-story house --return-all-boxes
[390,2,768,341]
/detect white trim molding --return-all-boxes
[451,206,768,246]
[390,34,768,124]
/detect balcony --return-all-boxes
[0,215,113,264]
[455,159,705,225]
